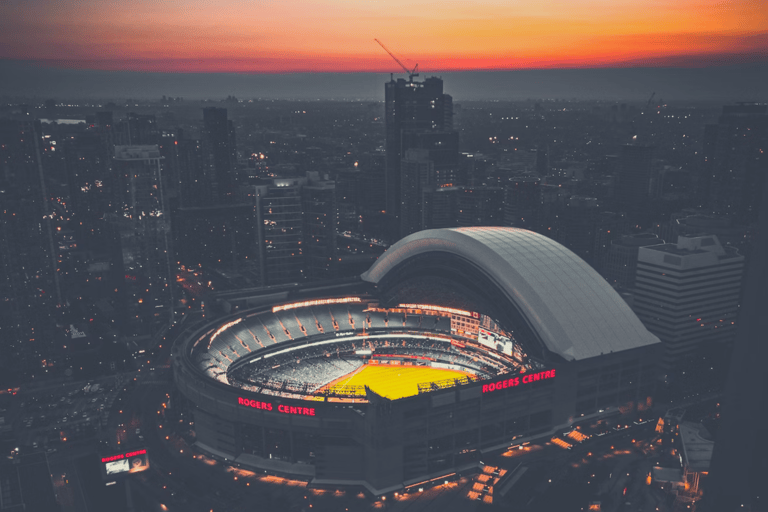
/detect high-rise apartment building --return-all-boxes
[172,204,256,271]
[250,174,338,286]
[0,119,60,384]
[633,234,744,371]
[706,169,768,512]
[171,132,213,208]
[385,76,455,224]
[456,187,504,227]
[399,149,434,236]
[399,129,460,237]
[202,107,238,203]
[118,112,159,146]
[591,211,629,276]
[604,233,663,288]
[702,103,768,223]
[614,144,654,224]
[301,174,337,281]
[558,196,601,265]
[503,177,542,230]
[253,180,306,286]
[112,145,175,334]
[63,132,112,243]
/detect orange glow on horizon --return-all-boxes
[0,0,766,72]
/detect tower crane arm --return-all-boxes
[375,39,418,79]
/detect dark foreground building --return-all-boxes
[704,173,768,512]
[173,227,660,494]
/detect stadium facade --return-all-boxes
[173,227,661,495]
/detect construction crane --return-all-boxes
[374,39,418,81]
[645,92,656,110]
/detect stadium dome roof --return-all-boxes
[362,227,659,361]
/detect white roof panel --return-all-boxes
[362,227,659,361]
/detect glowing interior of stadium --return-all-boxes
[189,298,530,401]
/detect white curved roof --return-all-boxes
[362,227,659,361]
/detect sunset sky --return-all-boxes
[1,0,767,73]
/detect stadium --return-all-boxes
[173,227,661,495]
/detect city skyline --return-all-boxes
[1,2,767,509]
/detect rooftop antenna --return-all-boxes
[375,39,419,82]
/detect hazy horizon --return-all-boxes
[3,60,767,104]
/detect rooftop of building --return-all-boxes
[614,233,664,248]
[114,145,162,160]
[363,227,659,362]
[640,234,743,262]
[679,421,714,472]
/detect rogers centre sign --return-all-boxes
[482,369,556,393]
[101,449,147,463]
[238,397,316,416]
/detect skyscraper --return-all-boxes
[172,204,256,271]
[0,119,60,384]
[399,130,460,236]
[703,103,768,223]
[253,179,306,286]
[119,112,159,146]
[399,148,433,236]
[705,163,768,512]
[63,131,112,244]
[614,144,654,225]
[633,234,744,371]
[503,177,542,230]
[202,107,238,203]
[455,186,504,227]
[112,145,175,334]
[385,76,455,224]
[604,233,663,288]
[301,174,337,281]
[247,174,339,286]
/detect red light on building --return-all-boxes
[237,397,316,416]
[482,369,556,393]
[278,405,316,416]
[237,397,273,410]
[101,449,146,463]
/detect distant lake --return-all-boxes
[39,118,86,124]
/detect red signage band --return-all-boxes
[278,404,316,416]
[238,397,272,410]
[481,369,556,393]
[101,449,147,463]
[238,397,316,416]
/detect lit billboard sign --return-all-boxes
[477,328,495,349]
[100,449,150,479]
[481,369,556,393]
[477,328,515,357]
[237,397,316,416]
[105,458,130,475]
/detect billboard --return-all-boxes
[477,328,496,349]
[105,458,130,475]
[478,328,515,357]
[100,448,149,481]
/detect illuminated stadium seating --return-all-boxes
[311,307,335,332]
[367,310,388,329]
[404,314,421,329]
[329,304,354,331]
[295,310,322,336]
